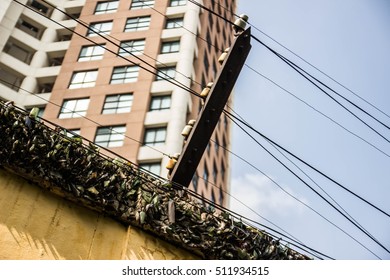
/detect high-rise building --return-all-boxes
[0,0,237,207]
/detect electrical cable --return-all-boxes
[210,138,382,259]
[268,48,390,143]
[225,113,389,256]
[8,0,383,259]
[225,109,390,220]
[35,0,201,98]
[0,77,172,159]
[246,21,390,121]
[224,104,379,239]
[0,88,331,259]
[190,0,390,142]
[203,0,390,123]
[243,64,390,159]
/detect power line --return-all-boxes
[1,80,332,258]
[0,77,173,159]
[224,104,382,252]
[243,64,390,159]
[225,112,389,256]
[209,138,382,259]
[267,46,390,143]
[34,0,202,98]
[246,22,390,121]
[209,0,390,122]
[11,0,384,258]
[190,0,390,143]
[224,109,390,220]
[202,0,390,223]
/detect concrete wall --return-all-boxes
[0,168,196,260]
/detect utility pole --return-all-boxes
[169,26,252,188]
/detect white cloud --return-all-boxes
[230,173,308,220]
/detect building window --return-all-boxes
[16,18,44,39]
[203,166,209,183]
[130,0,154,9]
[165,17,183,29]
[4,40,35,64]
[155,66,176,81]
[78,45,105,61]
[143,127,167,146]
[170,0,187,7]
[160,41,180,54]
[87,21,113,37]
[203,52,209,74]
[149,95,171,111]
[139,162,161,176]
[58,98,90,119]
[38,82,54,93]
[94,1,119,14]
[124,16,151,32]
[68,70,98,89]
[102,94,133,114]
[213,162,218,183]
[219,186,224,205]
[119,39,145,56]
[110,66,139,84]
[192,174,198,192]
[95,125,126,147]
[29,0,51,16]
[0,66,24,90]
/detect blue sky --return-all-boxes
[230,0,390,259]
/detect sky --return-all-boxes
[229,0,390,259]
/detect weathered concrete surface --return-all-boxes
[0,169,197,260]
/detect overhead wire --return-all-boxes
[190,0,390,143]
[243,64,390,159]
[225,112,389,256]
[0,80,331,259]
[37,0,202,98]
[11,0,386,258]
[209,138,382,259]
[8,103,331,259]
[224,104,380,241]
[213,0,390,121]
[187,0,390,221]
[225,109,390,219]
[0,77,172,159]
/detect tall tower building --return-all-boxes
[0,0,237,207]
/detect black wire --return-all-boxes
[210,137,382,259]
[269,47,390,143]
[168,179,332,260]
[226,113,389,256]
[0,77,172,159]
[244,64,390,159]
[247,22,390,121]
[1,93,331,259]
[225,109,390,220]
[10,0,380,259]
[200,0,390,131]
[35,0,202,98]
[224,105,382,251]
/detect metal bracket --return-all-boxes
[170,27,252,188]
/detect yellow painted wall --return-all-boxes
[0,169,197,260]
